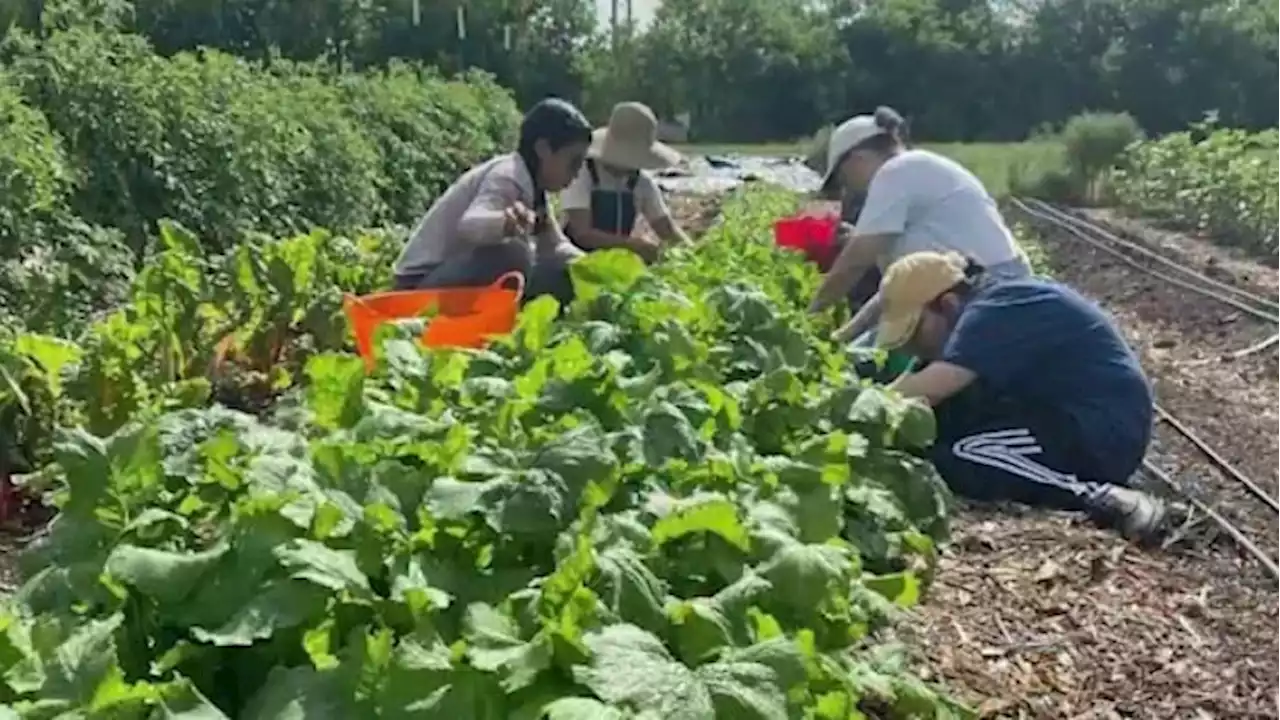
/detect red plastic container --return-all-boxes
[773,214,840,271]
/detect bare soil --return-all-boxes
[905,206,1278,718]
[638,190,725,242]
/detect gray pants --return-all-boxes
[393,242,574,308]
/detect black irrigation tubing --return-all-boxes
[1154,405,1280,516]
[1013,198,1280,574]
[1143,459,1280,579]
[1013,201,1278,510]
[1018,196,1280,319]
[1024,196,1280,358]
[1034,199,1280,312]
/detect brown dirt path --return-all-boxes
[905,208,1279,719]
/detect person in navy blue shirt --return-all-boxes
[873,250,1172,541]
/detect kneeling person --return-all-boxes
[876,251,1171,541]
[392,98,592,307]
[562,102,690,263]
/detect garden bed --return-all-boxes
[0,188,970,718]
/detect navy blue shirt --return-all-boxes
[941,278,1153,482]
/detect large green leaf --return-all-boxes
[572,624,787,720]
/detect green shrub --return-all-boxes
[1108,120,1279,257]
[0,67,134,334]
[1008,160,1082,204]
[7,29,174,245]
[8,29,384,248]
[0,69,74,252]
[1008,111,1143,203]
[6,28,517,251]
[338,64,519,222]
[1060,111,1143,201]
[269,63,387,231]
[0,26,518,336]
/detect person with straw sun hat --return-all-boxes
[876,250,1175,543]
[561,101,691,263]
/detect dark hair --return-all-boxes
[518,98,592,232]
[926,256,986,312]
[857,105,909,155]
[820,106,910,193]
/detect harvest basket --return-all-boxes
[343,271,524,371]
[773,214,840,271]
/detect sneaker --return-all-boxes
[1085,486,1176,544]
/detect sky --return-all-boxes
[593,0,660,29]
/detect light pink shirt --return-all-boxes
[395,153,566,274]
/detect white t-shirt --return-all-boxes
[853,149,1021,270]
[559,162,670,230]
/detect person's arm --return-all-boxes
[536,217,585,262]
[534,193,580,259]
[833,290,883,342]
[809,232,894,312]
[650,216,689,245]
[889,362,977,406]
[809,162,911,313]
[639,175,689,245]
[457,163,526,245]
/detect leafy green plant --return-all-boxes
[0,221,404,477]
[1107,119,1279,257]
[0,188,971,719]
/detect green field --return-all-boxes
[674,141,1064,197]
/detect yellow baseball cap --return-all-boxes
[876,251,969,350]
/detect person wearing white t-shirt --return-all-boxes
[808,106,1031,344]
[561,102,691,264]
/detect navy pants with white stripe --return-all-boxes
[928,386,1125,510]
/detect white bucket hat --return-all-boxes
[589,102,683,171]
[819,115,889,189]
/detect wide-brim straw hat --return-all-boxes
[589,102,682,171]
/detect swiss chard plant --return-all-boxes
[0,222,403,480]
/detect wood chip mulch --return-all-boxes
[903,206,1278,719]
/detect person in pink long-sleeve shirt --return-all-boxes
[392,98,594,307]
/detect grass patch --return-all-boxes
[927,142,1063,198]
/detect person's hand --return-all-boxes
[833,317,860,343]
[833,221,855,248]
[502,202,537,236]
[548,240,585,264]
[630,237,662,264]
